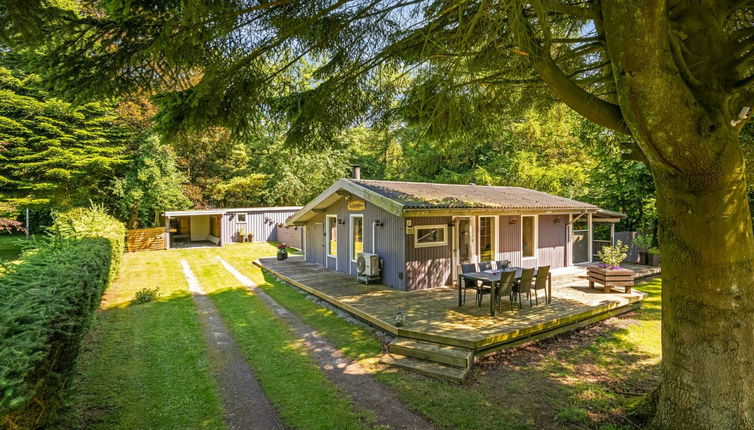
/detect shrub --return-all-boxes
[0,206,125,428]
[132,287,159,304]
[596,240,630,268]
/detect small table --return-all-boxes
[458,268,552,316]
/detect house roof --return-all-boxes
[352,180,598,210]
[164,206,302,217]
[287,179,624,225]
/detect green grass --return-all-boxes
[180,247,374,429]
[215,245,663,429]
[0,234,28,262]
[62,251,225,429]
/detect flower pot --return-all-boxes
[277,250,288,260]
[587,266,635,293]
[646,253,660,266]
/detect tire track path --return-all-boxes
[216,256,433,430]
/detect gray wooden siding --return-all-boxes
[404,216,453,291]
[225,209,298,243]
[499,215,522,266]
[305,213,325,265]
[537,215,567,269]
[304,198,406,289]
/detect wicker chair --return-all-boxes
[459,263,478,305]
[494,260,511,270]
[514,268,535,309]
[478,261,493,271]
[532,266,550,305]
[495,271,517,312]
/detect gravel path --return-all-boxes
[180,259,285,430]
[217,257,433,430]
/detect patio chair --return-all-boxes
[532,266,550,305]
[495,271,516,312]
[513,268,535,309]
[459,263,478,305]
[478,261,493,271]
[494,260,511,270]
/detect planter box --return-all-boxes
[587,266,635,293]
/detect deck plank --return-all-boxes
[256,257,653,352]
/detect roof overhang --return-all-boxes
[286,179,405,225]
[401,208,598,217]
[163,209,226,217]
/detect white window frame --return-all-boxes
[350,214,364,263]
[477,216,499,261]
[236,213,247,223]
[521,215,538,260]
[414,224,448,248]
[326,214,337,259]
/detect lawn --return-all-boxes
[216,244,662,429]
[180,247,376,429]
[61,251,226,429]
[68,243,662,429]
[0,234,27,262]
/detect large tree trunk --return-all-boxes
[598,3,754,428]
[653,144,754,428]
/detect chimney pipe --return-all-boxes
[351,164,361,180]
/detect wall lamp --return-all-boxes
[509,218,518,225]
[373,219,384,227]
[338,219,345,225]
[554,217,562,224]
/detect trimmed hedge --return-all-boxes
[0,206,125,428]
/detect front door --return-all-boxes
[452,217,473,284]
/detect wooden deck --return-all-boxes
[255,257,655,353]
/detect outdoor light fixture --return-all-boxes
[509,218,518,225]
[338,219,345,225]
[554,217,562,223]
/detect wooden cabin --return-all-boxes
[286,177,624,291]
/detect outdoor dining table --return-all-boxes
[457,267,552,316]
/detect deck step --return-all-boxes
[388,337,474,368]
[380,353,470,382]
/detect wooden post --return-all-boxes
[610,223,615,246]
[165,216,170,250]
[25,208,29,239]
[587,213,593,263]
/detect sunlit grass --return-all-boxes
[63,251,225,429]
[179,247,375,429]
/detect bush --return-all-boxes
[0,206,125,428]
[132,287,159,304]
[597,240,630,268]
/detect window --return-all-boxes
[414,225,448,248]
[522,215,536,258]
[479,216,496,261]
[326,215,337,257]
[351,215,363,261]
[236,213,247,223]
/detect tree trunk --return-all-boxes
[127,203,139,230]
[652,148,754,428]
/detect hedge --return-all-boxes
[0,206,125,428]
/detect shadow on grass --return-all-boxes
[255,264,664,430]
[57,290,225,430]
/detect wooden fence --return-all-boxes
[126,227,167,252]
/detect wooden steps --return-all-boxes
[381,337,473,382]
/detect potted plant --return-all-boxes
[633,233,653,265]
[237,226,246,243]
[588,240,635,293]
[247,231,254,243]
[277,243,288,260]
[646,246,661,266]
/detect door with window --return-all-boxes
[326,215,337,270]
[478,216,496,262]
[521,215,537,264]
[456,218,472,265]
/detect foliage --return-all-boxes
[597,241,630,268]
[131,287,159,305]
[112,135,191,228]
[0,53,134,209]
[0,217,24,233]
[212,174,267,208]
[633,234,654,250]
[0,206,124,427]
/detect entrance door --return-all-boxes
[452,217,473,284]
[572,220,589,264]
[457,218,472,264]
